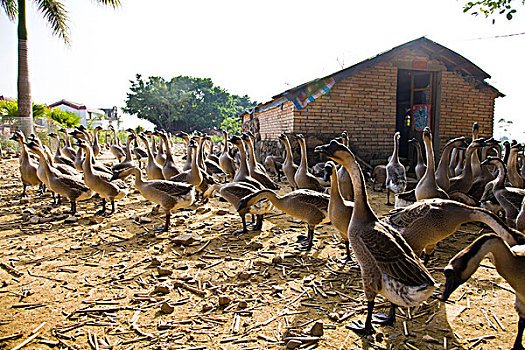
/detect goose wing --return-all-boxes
[360,222,435,287]
[386,164,406,183]
[292,190,329,209]
[151,180,193,197]
[386,201,432,228]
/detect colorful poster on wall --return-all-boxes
[411,104,431,131]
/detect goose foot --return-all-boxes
[338,256,354,264]
[297,242,313,251]
[154,225,168,233]
[372,304,396,325]
[346,320,375,336]
[296,234,308,243]
[234,228,248,234]
[384,201,394,206]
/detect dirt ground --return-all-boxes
[0,146,520,350]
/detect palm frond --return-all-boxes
[93,0,121,8]
[1,0,17,21]
[35,0,70,44]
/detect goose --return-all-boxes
[337,131,354,201]
[385,198,525,263]
[245,131,268,174]
[439,234,525,350]
[175,131,192,172]
[76,139,129,216]
[48,133,76,169]
[111,133,136,173]
[154,131,181,179]
[415,127,448,201]
[10,132,41,197]
[447,138,488,194]
[111,166,195,232]
[448,147,459,179]
[169,139,203,186]
[138,133,164,180]
[468,141,499,201]
[238,188,329,251]
[203,182,273,233]
[150,131,167,166]
[242,134,279,190]
[278,133,299,190]
[92,126,102,158]
[322,161,354,262]
[69,130,112,175]
[471,122,482,179]
[126,128,148,168]
[202,135,227,179]
[25,141,93,214]
[370,165,386,192]
[264,153,284,182]
[482,157,525,226]
[218,130,237,179]
[108,125,126,162]
[205,136,221,164]
[385,132,407,205]
[229,135,264,189]
[508,144,524,188]
[454,147,465,177]
[57,128,77,161]
[409,138,426,181]
[315,140,435,335]
[294,134,324,192]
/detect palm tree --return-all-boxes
[1,0,121,137]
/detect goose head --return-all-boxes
[229,135,242,147]
[323,161,335,182]
[314,140,352,165]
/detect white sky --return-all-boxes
[0,0,524,137]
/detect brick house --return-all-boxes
[241,37,503,166]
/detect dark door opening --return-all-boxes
[396,69,436,165]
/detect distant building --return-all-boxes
[48,99,120,129]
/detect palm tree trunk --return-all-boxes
[17,0,34,137]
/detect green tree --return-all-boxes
[464,0,524,21]
[0,99,48,123]
[48,108,81,128]
[124,74,257,132]
[1,0,121,138]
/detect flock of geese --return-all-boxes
[8,123,525,348]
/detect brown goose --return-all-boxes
[92,126,102,158]
[278,133,299,190]
[439,234,525,350]
[482,157,525,227]
[203,182,273,233]
[508,144,524,188]
[108,125,126,162]
[10,132,42,197]
[111,166,195,232]
[218,130,237,179]
[48,133,76,169]
[385,132,407,205]
[315,140,435,335]
[155,131,181,179]
[26,140,93,214]
[294,134,324,192]
[176,131,192,172]
[415,127,448,201]
[385,198,525,263]
[138,133,164,180]
[447,138,488,194]
[57,128,77,161]
[242,133,278,190]
[471,122,482,179]
[238,188,329,251]
[112,133,136,173]
[370,165,386,192]
[76,139,129,216]
[229,135,263,189]
[322,161,354,262]
[337,131,354,201]
[409,138,426,181]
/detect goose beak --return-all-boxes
[109,172,119,181]
[9,135,17,141]
[438,267,462,301]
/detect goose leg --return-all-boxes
[511,317,525,350]
[385,188,393,205]
[298,224,315,251]
[372,303,396,325]
[252,214,264,231]
[38,183,45,196]
[346,300,375,335]
[338,241,353,264]
[17,184,27,198]
[105,200,116,217]
[163,211,171,232]
[235,214,248,234]
[66,201,77,215]
[96,198,107,216]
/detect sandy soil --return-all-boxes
[0,147,520,350]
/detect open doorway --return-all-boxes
[396,69,436,164]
